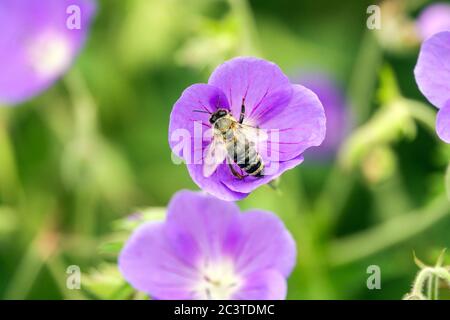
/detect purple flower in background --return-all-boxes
[0,0,96,105]
[416,3,450,41]
[169,57,326,201]
[297,73,350,159]
[414,31,450,143]
[119,190,296,300]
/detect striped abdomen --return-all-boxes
[227,136,264,177]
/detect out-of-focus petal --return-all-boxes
[164,190,241,260]
[436,100,450,143]
[416,3,450,41]
[228,210,296,277]
[414,31,450,109]
[118,222,199,300]
[0,0,96,105]
[232,269,287,300]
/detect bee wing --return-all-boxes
[203,137,228,177]
[238,123,268,145]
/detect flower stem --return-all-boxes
[347,31,382,124]
[0,109,22,203]
[329,193,449,267]
[227,0,261,56]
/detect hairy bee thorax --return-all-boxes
[209,108,264,178]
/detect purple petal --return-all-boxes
[208,57,293,123]
[436,100,450,143]
[186,164,249,201]
[164,190,242,260]
[219,156,304,194]
[118,222,199,300]
[296,73,350,158]
[232,270,287,300]
[169,83,229,161]
[258,84,326,161]
[0,0,96,105]
[228,210,296,277]
[414,31,450,109]
[416,3,450,41]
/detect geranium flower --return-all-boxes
[0,0,96,105]
[119,190,296,300]
[297,72,350,160]
[416,3,450,41]
[169,57,326,201]
[414,31,450,143]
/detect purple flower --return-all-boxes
[0,0,96,105]
[169,57,326,201]
[414,31,450,143]
[296,73,350,159]
[416,3,450,41]
[119,190,296,300]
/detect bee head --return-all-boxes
[209,109,229,124]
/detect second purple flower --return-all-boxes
[169,57,326,201]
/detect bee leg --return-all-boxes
[228,163,245,180]
[239,97,246,124]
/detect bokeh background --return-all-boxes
[0,0,449,299]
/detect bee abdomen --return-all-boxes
[242,156,264,176]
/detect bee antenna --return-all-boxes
[192,109,211,114]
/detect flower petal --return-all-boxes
[258,84,326,161]
[165,190,242,260]
[208,57,293,123]
[219,156,304,194]
[186,164,249,201]
[118,222,199,299]
[169,83,229,161]
[232,269,287,300]
[436,100,450,143]
[416,3,450,41]
[229,210,296,277]
[414,31,450,109]
[0,0,96,105]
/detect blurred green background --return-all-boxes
[0,0,449,299]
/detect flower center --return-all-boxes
[27,31,72,78]
[194,259,241,300]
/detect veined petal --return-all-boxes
[208,57,293,123]
[169,84,229,161]
[258,84,326,161]
[414,31,450,109]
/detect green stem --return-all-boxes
[0,109,22,203]
[406,99,437,135]
[329,194,449,267]
[347,31,382,124]
[64,70,99,236]
[228,0,261,56]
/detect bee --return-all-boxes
[196,98,267,179]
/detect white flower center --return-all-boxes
[27,31,72,78]
[194,259,241,300]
